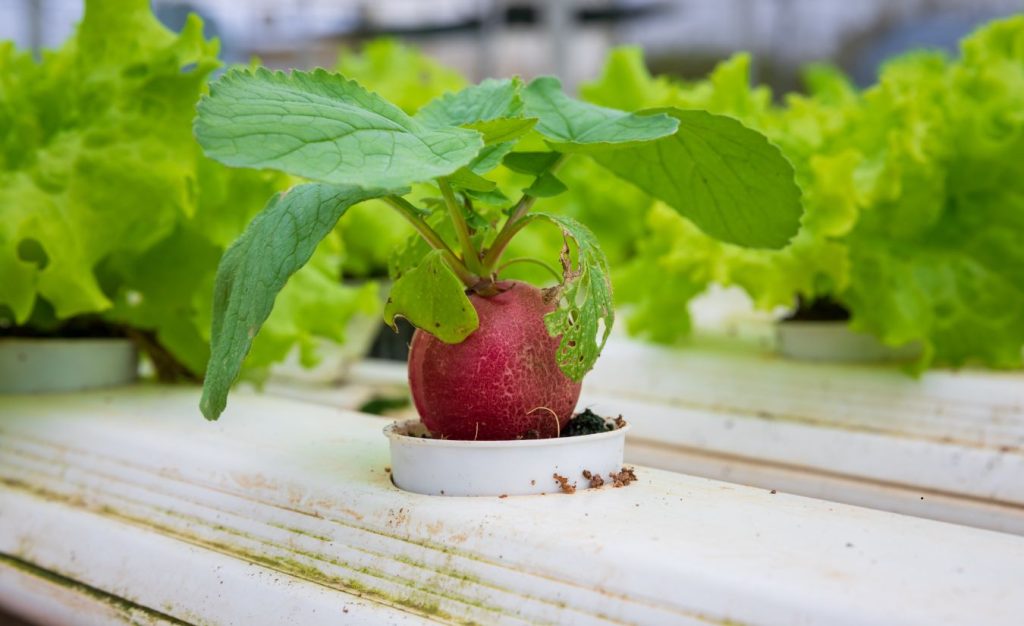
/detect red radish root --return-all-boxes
[408,281,581,440]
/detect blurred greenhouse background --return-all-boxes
[4,0,1020,90]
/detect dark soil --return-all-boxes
[785,296,851,322]
[562,409,623,437]
[552,473,576,494]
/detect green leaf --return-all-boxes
[447,167,496,192]
[383,250,479,343]
[525,172,567,198]
[589,109,802,249]
[416,78,536,175]
[195,68,484,189]
[417,78,524,129]
[532,213,614,381]
[0,0,220,323]
[503,151,563,176]
[465,187,510,208]
[468,142,517,175]
[201,183,393,420]
[522,76,678,148]
[466,118,538,145]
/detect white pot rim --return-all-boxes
[383,419,630,448]
[384,418,632,496]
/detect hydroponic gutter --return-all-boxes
[285,337,1024,535]
[1,388,1022,625]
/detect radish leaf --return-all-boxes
[522,76,678,148]
[503,151,563,176]
[384,250,479,344]
[417,77,527,133]
[201,183,394,420]
[588,109,801,249]
[533,213,614,381]
[195,68,483,189]
[417,78,536,175]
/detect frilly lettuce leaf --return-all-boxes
[587,17,1024,369]
[0,0,219,321]
[1,0,382,382]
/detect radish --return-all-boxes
[408,281,580,440]
[195,68,800,434]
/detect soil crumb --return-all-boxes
[553,473,576,494]
[609,467,638,488]
[582,469,605,488]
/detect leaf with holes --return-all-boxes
[532,213,614,381]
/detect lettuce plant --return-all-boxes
[586,16,1024,369]
[195,65,802,428]
[0,0,376,380]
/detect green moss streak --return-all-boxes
[0,553,194,625]
[266,521,333,542]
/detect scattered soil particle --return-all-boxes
[553,473,576,494]
[608,467,637,488]
[770,489,777,494]
[530,479,536,486]
[614,416,627,429]
[384,467,391,474]
[582,470,605,488]
[499,494,508,499]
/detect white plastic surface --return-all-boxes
[776,320,921,362]
[3,388,1024,625]
[385,420,629,496]
[582,337,1024,534]
[0,338,137,394]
